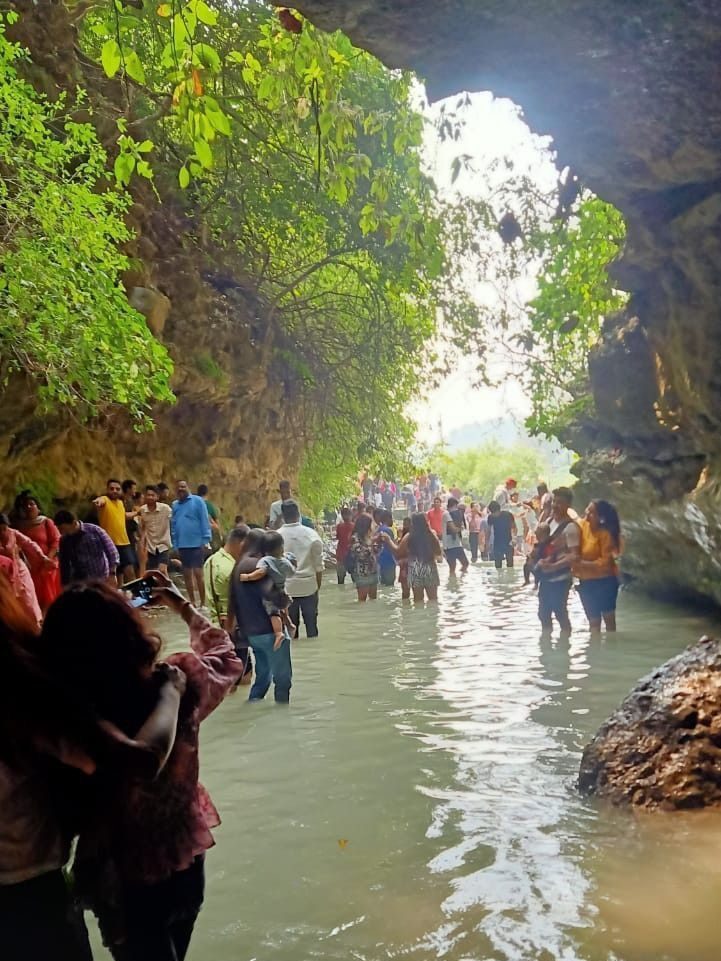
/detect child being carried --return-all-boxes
[239,531,297,648]
[523,523,552,586]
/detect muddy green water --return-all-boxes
[91,566,721,961]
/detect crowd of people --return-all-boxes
[335,474,623,635]
[0,469,622,961]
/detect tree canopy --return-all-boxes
[0,12,173,427]
[430,440,573,502]
[0,2,627,504]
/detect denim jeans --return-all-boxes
[538,578,572,631]
[248,632,292,703]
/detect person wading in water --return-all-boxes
[574,499,622,633]
[384,512,442,602]
[535,487,581,635]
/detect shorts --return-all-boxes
[577,576,619,620]
[408,558,440,589]
[116,544,137,570]
[179,546,205,569]
[146,549,170,570]
[354,572,379,588]
[444,546,468,567]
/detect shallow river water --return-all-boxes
[92,565,721,961]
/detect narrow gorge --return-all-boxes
[295,0,721,603]
[4,1,721,601]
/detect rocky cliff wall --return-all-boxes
[1,3,305,521]
[295,0,721,602]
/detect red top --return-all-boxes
[426,507,444,536]
[76,609,243,939]
[336,521,354,559]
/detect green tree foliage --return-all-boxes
[520,197,627,437]
[76,2,481,493]
[430,441,570,502]
[0,14,174,426]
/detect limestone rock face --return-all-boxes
[295,1,721,602]
[128,287,171,338]
[579,636,721,809]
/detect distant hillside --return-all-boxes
[444,417,574,478]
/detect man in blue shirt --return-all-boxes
[171,480,211,607]
[375,508,397,586]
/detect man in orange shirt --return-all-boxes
[426,496,444,537]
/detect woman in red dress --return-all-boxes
[14,495,61,613]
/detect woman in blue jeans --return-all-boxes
[227,529,292,703]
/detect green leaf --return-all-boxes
[101,39,121,78]
[194,138,213,168]
[156,3,172,15]
[194,0,218,25]
[178,164,190,188]
[137,139,154,153]
[124,50,146,84]
[193,42,221,72]
[113,153,135,185]
[206,108,231,136]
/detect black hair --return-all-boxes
[145,484,158,494]
[157,482,169,491]
[281,500,300,522]
[107,478,122,487]
[0,513,9,527]
[591,499,621,550]
[447,497,458,509]
[553,486,574,505]
[488,500,501,513]
[340,507,351,520]
[408,513,437,563]
[353,513,372,539]
[226,524,249,544]
[197,484,209,497]
[262,531,284,555]
[121,479,136,493]
[54,509,76,526]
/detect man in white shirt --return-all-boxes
[138,484,172,575]
[278,500,323,637]
[268,479,292,530]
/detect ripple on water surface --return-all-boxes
[90,566,721,961]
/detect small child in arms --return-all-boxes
[239,531,297,648]
[524,523,552,586]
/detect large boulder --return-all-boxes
[579,636,721,809]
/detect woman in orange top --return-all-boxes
[574,499,622,633]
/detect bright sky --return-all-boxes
[412,90,557,445]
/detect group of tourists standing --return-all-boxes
[0,467,622,961]
[336,476,623,636]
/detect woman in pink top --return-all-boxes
[39,573,243,960]
[0,512,50,626]
[13,495,62,613]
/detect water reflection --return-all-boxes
[88,567,721,961]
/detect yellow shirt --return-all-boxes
[575,519,618,580]
[98,498,129,547]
